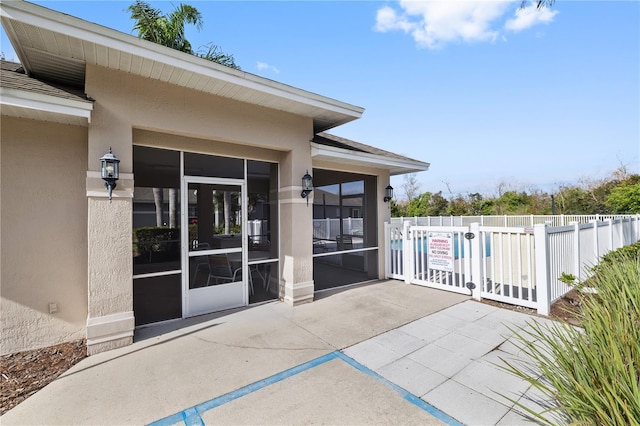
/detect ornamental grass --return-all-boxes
[500,252,640,425]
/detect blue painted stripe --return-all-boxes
[148,351,339,426]
[335,352,464,426]
[149,350,462,426]
[182,407,204,426]
[149,412,183,426]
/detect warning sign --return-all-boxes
[428,232,454,272]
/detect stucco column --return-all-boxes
[378,173,392,279]
[85,85,135,354]
[279,148,314,305]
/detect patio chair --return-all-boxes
[249,235,270,252]
[192,243,211,277]
[336,234,353,251]
[206,254,253,295]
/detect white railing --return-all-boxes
[544,217,640,305]
[385,215,640,315]
[313,218,363,240]
[390,214,637,227]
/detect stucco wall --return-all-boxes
[84,64,317,331]
[85,64,313,174]
[1,116,88,354]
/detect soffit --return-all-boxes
[0,1,363,132]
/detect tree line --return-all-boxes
[392,168,640,217]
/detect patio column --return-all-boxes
[84,81,135,355]
[279,148,314,305]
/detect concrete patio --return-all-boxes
[0,280,553,425]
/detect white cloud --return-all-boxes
[505,5,558,32]
[256,61,280,74]
[374,6,415,33]
[374,1,557,49]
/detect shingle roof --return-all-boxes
[313,132,429,167]
[0,60,91,103]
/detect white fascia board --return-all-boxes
[311,142,430,174]
[0,87,93,121]
[0,1,364,119]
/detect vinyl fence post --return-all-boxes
[384,222,391,279]
[591,220,599,264]
[572,222,581,282]
[325,217,330,240]
[470,223,482,301]
[534,223,550,316]
[403,221,412,284]
[607,219,614,251]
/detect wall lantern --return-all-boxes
[100,147,120,202]
[301,170,313,205]
[384,185,394,203]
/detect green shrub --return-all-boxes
[501,253,640,425]
[592,241,640,275]
[133,227,180,262]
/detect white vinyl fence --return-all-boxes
[313,218,363,241]
[391,214,637,227]
[385,215,640,314]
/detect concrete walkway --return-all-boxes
[1,280,552,425]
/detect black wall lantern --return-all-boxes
[301,170,313,205]
[100,147,120,202]
[384,185,394,202]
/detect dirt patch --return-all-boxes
[548,288,584,326]
[0,340,86,415]
[480,288,584,327]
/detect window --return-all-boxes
[312,169,378,291]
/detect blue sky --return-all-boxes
[2,1,638,200]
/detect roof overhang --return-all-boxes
[311,142,430,176]
[0,86,93,126]
[0,1,364,132]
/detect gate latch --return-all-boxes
[464,232,475,240]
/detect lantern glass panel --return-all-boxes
[302,173,313,191]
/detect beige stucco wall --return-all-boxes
[0,64,392,354]
[83,63,318,352]
[0,116,88,355]
[0,62,394,355]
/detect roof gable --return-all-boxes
[0,1,363,132]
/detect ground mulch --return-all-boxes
[480,288,584,327]
[0,291,585,416]
[548,288,584,326]
[0,339,86,415]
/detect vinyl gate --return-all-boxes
[407,225,472,296]
[474,225,539,310]
[385,217,640,315]
[385,222,545,313]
